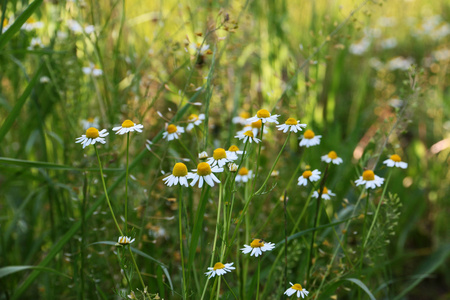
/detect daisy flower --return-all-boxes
[205,262,235,279]
[112,119,144,135]
[188,162,223,188]
[82,63,103,77]
[81,117,99,130]
[27,37,44,50]
[75,127,109,149]
[247,109,280,124]
[239,119,268,137]
[321,151,343,165]
[298,169,321,186]
[299,130,321,147]
[226,145,244,160]
[276,118,307,133]
[228,163,238,172]
[163,124,185,141]
[186,113,205,131]
[235,167,253,183]
[284,282,309,298]
[355,170,385,189]
[162,163,190,187]
[312,187,336,200]
[232,111,251,125]
[383,154,408,169]
[207,148,237,168]
[241,239,275,257]
[190,43,213,55]
[117,236,135,245]
[235,130,261,144]
[199,151,209,159]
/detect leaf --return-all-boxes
[343,278,376,300]
[0,65,43,143]
[393,243,450,300]
[0,157,123,172]
[0,0,44,49]
[0,265,71,279]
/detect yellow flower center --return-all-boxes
[251,120,262,129]
[122,120,135,128]
[328,151,338,159]
[256,109,270,118]
[213,262,225,270]
[228,145,240,152]
[292,283,303,291]
[238,167,249,176]
[27,17,36,24]
[302,170,312,178]
[244,130,254,137]
[213,148,227,160]
[86,127,99,138]
[197,162,212,176]
[362,170,375,181]
[240,112,250,119]
[319,187,329,194]
[172,163,188,176]
[390,154,401,162]
[3,19,8,27]
[87,117,94,122]
[167,124,177,134]
[303,129,315,139]
[188,114,199,121]
[285,118,298,125]
[250,239,264,248]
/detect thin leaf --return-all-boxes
[0,65,43,143]
[393,243,450,300]
[0,265,71,279]
[343,278,376,300]
[0,0,43,49]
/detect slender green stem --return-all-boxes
[283,190,288,295]
[128,246,150,300]
[254,132,291,195]
[222,277,238,299]
[307,164,329,284]
[178,186,187,300]
[285,148,305,191]
[363,171,392,249]
[251,123,265,193]
[256,257,261,300]
[125,132,129,233]
[216,277,222,300]
[94,145,123,235]
[178,138,197,163]
[358,190,370,277]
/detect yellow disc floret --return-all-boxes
[228,145,240,152]
[188,114,199,121]
[167,124,177,134]
[86,127,99,138]
[302,170,312,178]
[87,117,94,122]
[251,120,262,129]
[292,283,303,291]
[240,112,250,119]
[390,154,401,162]
[197,162,212,176]
[238,167,249,176]
[303,129,315,139]
[172,163,188,177]
[122,120,135,128]
[320,187,329,194]
[328,151,338,159]
[213,148,227,160]
[256,109,270,118]
[250,239,264,248]
[362,170,375,181]
[244,130,254,137]
[213,262,225,270]
[285,118,298,125]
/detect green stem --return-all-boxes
[125,132,129,233]
[178,138,197,163]
[94,145,123,235]
[285,148,305,191]
[216,276,222,300]
[179,186,187,300]
[358,190,370,278]
[223,277,238,299]
[363,171,392,249]
[251,123,265,193]
[254,132,291,195]
[256,257,261,300]
[128,246,149,300]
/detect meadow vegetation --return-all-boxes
[1,0,449,299]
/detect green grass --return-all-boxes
[1,0,449,299]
